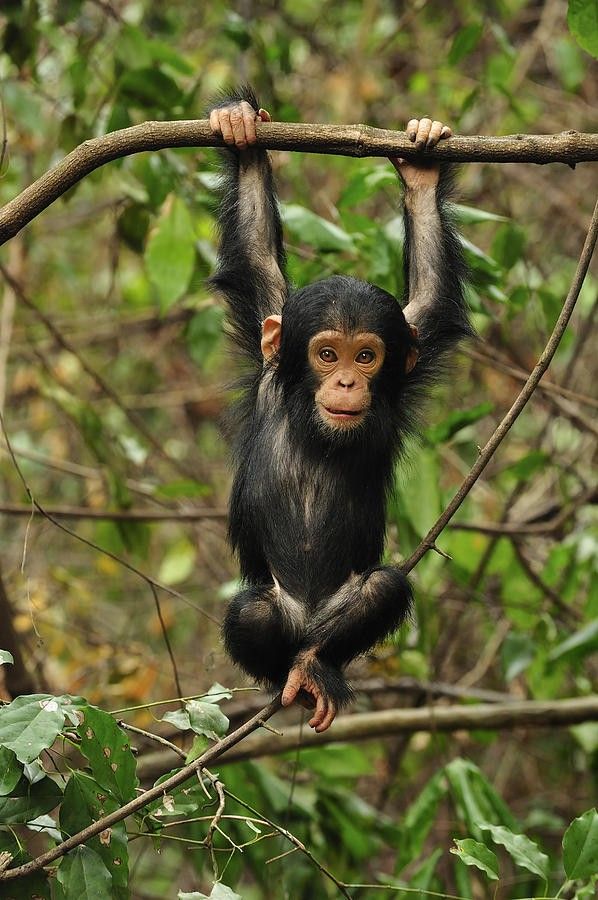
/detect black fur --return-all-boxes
[209,87,471,709]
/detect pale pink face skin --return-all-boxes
[307,330,386,430]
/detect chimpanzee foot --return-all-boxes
[281,651,338,732]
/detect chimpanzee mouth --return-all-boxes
[324,407,363,418]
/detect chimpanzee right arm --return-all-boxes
[208,88,288,365]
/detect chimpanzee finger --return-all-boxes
[308,693,327,729]
[258,107,272,123]
[315,700,336,733]
[218,109,235,145]
[426,120,444,148]
[281,670,301,707]
[241,101,258,145]
[415,117,432,150]
[209,109,222,135]
[229,105,249,149]
[406,118,419,142]
[440,125,453,139]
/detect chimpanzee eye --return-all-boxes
[319,348,338,363]
[356,349,375,364]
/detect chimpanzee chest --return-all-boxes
[251,447,386,602]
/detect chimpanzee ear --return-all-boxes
[261,315,282,362]
[405,324,419,374]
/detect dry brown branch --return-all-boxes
[0,501,227,521]
[0,696,282,883]
[0,121,596,244]
[401,194,598,573]
[135,696,598,779]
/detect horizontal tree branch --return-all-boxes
[0,120,596,244]
[136,695,598,780]
[0,502,227,521]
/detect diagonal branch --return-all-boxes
[0,121,596,244]
[0,696,282,882]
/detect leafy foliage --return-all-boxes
[0,0,596,897]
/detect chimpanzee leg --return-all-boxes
[222,582,305,688]
[305,565,413,668]
[282,567,412,729]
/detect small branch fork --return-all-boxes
[0,120,596,244]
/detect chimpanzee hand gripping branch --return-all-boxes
[208,87,472,733]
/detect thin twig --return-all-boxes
[402,194,598,573]
[0,502,227,521]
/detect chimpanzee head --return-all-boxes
[260,276,418,443]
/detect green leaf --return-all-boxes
[426,402,493,444]
[0,830,51,897]
[451,838,499,880]
[448,23,484,65]
[179,883,243,900]
[0,650,14,665]
[568,0,598,59]
[281,203,356,252]
[61,773,129,900]
[76,705,138,804]
[0,774,63,824]
[549,620,598,662]
[396,769,447,871]
[186,700,229,741]
[0,745,22,795]
[339,166,397,207]
[453,204,507,225]
[186,306,225,367]
[0,694,66,763]
[158,537,197,585]
[492,223,526,269]
[118,68,183,111]
[57,845,112,899]
[145,196,196,310]
[503,450,549,479]
[445,758,517,839]
[480,823,550,879]
[161,709,191,730]
[563,808,598,879]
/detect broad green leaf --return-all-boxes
[426,402,493,444]
[480,823,549,879]
[445,758,517,839]
[118,68,183,110]
[0,774,63,824]
[0,694,66,763]
[549,620,598,662]
[179,884,242,900]
[503,451,549,479]
[553,36,587,90]
[77,705,138,803]
[568,0,598,58]
[57,845,112,899]
[448,23,484,64]
[145,196,196,310]
[453,204,507,225]
[158,537,197,585]
[451,838,499,880]
[563,808,598,880]
[492,223,526,269]
[339,166,397,207]
[204,683,233,703]
[0,745,22,795]
[161,709,191,730]
[281,203,356,252]
[186,700,229,741]
[61,773,129,900]
[296,743,371,778]
[0,650,14,665]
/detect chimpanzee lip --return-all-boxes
[324,407,363,416]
